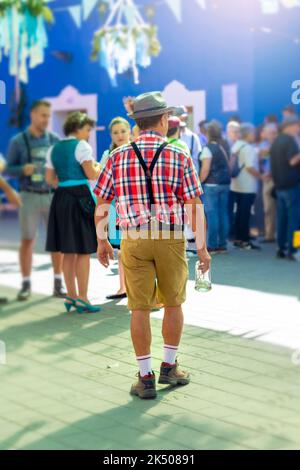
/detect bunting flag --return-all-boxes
[164,0,207,23]
[261,0,300,14]
[69,6,82,28]
[82,0,99,20]
[165,0,182,22]
[195,0,207,9]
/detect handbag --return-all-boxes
[230,144,247,178]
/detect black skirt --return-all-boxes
[46,185,97,254]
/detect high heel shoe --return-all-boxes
[64,297,76,312]
[76,299,101,314]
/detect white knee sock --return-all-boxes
[136,355,152,377]
[163,345,178,365]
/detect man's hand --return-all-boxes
[123,96,135,114]
[261,174,272,182]
[97,240,114,268]
[23,164,35,176]
[197,247,211,274]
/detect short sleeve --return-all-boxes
[182,155,203,202]
[45,146,54,169]
[93,155,115,201]
[75,140,94,165]
[200,147,213,161]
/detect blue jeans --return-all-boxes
[203,185,230,249]
[277,186,300,255]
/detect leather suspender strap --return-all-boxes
[23,132,32,163]
[130,141,169,207]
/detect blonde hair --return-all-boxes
[109,117,131,151]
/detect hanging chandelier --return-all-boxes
[0,0,54,83]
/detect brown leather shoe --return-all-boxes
[130,372,157,399]
[158,360,190,386]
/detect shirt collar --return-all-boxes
[137,131,166,141]
[26,127,47,140]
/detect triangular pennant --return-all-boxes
[165,0,182,22]
[69,6,82,28]
[82,0,99,21]
[195,0,207,9]
[260,0,280,14]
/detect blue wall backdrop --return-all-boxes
[0,0,299,157]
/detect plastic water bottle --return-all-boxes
[195,261,212,292]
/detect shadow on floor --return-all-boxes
[187,244,300,300]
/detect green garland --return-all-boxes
[91,25,161,61]
[0,0,54,23]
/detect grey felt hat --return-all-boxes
[173,105,188,118]
[128,92,176,119]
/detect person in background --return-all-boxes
[167,116,190,153]
[0,154,6,173]
[0,157,21,207]
[132,125,140,140]
[198,120,208,147]
[265,114,279,125]
[45,112,101,313]
[258,123,279,242]
[200,121,231,254]
[270,116,300,261]
[175,106,202,175]
[282,105,297,121]
[6,100,65,301]
[101,117,131,301]
[230,123,266,250]
[0,172,22,305]
[227,121,241,238]
[228,115,241,124]
[174,106,202,245]
[226,121,241,148]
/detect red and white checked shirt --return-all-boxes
[94,131,203,228]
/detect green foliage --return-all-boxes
[0,1,54,23]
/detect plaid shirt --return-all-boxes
[94,131,203,228]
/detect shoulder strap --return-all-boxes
[131,141,168,207]
[190,135,194,155]
[22,132,32,163]
[218,144,230,164]
[233,143,247,158]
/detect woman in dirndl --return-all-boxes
[45,112,101,314]
[100,117,131,300]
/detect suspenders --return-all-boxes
[130,141,168,207]
[130,141,184,231]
